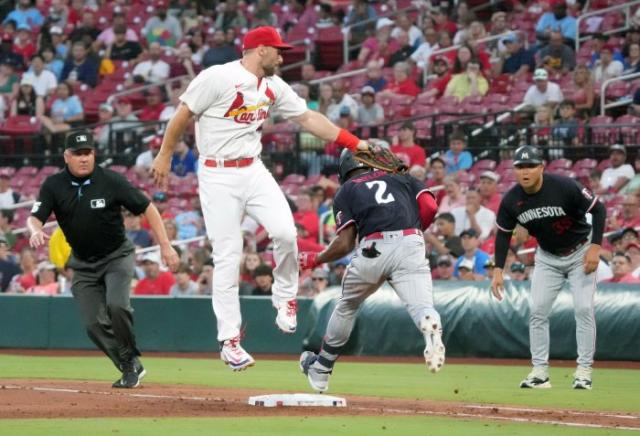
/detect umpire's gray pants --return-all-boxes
[529,242,597,369]
[67,240,140,369]
[324,231,441,351]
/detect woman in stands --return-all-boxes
[10,76,44,117]
[0,59,19,100]
[317,83,334,117]
[39,81,84,137]
[623,42,640,73]
[568,64,595,118]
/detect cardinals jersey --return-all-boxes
[180,60,308,159]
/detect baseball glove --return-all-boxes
[353,145,408,174]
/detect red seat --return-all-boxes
[596,158,612,171]
[546,158,573,172]
[471,159,497,174]
[282,174,306,185]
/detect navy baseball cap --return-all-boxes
[65,130,95,151]
[460,228,478,238]
[513,145,543,166]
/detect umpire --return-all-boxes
[27,130,179,388]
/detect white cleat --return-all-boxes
[421,315,446,373]
[220,336,255,371]
[275,299,298,334]
[299,351,330,393]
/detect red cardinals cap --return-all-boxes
[242,26,293,51]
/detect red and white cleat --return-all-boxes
[275,299,298,334]
[220,336,255,371]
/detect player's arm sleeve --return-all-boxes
[30,179,55,224]
[408,176,438,230]
[332,188,356,234]
[494,198,517,268]
[571,180,606,245]
[179,69,220,115]
[111,172,151,215]
[271,76,308,119]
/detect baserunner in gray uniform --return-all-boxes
[297,149,445,393]
[490,145,606,390]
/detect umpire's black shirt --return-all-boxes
[31,166,150,262]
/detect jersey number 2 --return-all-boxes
[366,181,395,204]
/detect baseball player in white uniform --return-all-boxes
[151,26,368,371]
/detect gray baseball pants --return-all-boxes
[529,242,597,370]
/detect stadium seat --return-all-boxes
[572,158,597,172]
[546,158,573,172]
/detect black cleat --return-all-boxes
[113,360,140,388]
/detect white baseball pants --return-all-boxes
[198,159,298,341]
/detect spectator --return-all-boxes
[138,86,166,122]
[124,211,153,248]
[457,258,477,280]
[134,251,175,295]
[410,26,439,69]
[433,254,456,280]
[390,121,426,167]
[0,236,20,292]
[478,171,501,213]
[196,258,214,295]
[0,60,19,99]
[96,11,139,47]
[111,97,139,140]
[429,7,457,36]
[60,41,99,88]
[509,262,529,281]
[202,29,239,68]
[171,43,199,79]
[588,33,625,68]
[522,68,564,110]
[344,0,377,49]
[0,209,16,248]
[421,56,452,99]
[484,258,496,281]
[358,17,399,66]
[449,44,490,74]
[364,59,387,92]
[299,62,319,101]
[40,81,84,135]
[160,87,184,123]
[170,263,199,296]
[624,42,640,73]
[132,43,170,84]
[174,197,204,240]
[2,0,44,30]
[531,103,554,149]
[144,0,182,47]
[315,3,338,29]
[251,264,274,296]
[602,253,640,283]
[135,136,162,177]
[106,24,143,62]
[10,75,44,117]
[392,12,422,47]
[239,252,262,291]
[388,31,415,67]
[426,212,465,258]
[425,157,447,204]
[40,46,63,80]
[326,80,358,122]
[593,44,624,83]
[535,0,577,46]
[487,12,509,56]
[328,258,349,286]
[26,261,59,295]
[628,242,640,278]
[600,144,635,193]
[93,103,115,149]
[307,267,329,297]
[356,86,384,127]
[171,140,197,177]
[293,190,319,242]
[454,228,490,279]
[7,248,36,293]
[12,24,37,63]
[552,100,580,146]
[0,171,20,209]
[382,61,421,97]
[537,30,576,73]
[23,54,57,98]
[49,25,68,60]
[251,0,278,27]
[568,64,594,117]
[443,130,473,174]
[609,196,640,231]
[621,154,640,194]
[214,0,247,33]
[499,33,536,77]
[292,83,317,110]
[317,83,335,118]
[68,10,100,45]
[451,188,496,240]
[438,175,466,213]
[444,59,488,102]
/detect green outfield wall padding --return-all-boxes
[1,282,638,360]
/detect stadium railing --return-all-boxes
[575,0,640,52]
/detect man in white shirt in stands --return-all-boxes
[600,144,635,193]
[0,170,20,209]
[593,44,623,83]
[23,54,57,97]
[132,42,170,84]
[451,188,496,240]
[522,68,564,110]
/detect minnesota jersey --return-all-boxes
[333,170,427,238]
[496,174,598,255]
[179,60,308,160]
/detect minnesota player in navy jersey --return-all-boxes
[490,145,606,390]
[297,149,444,393]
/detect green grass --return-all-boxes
[0,416,634,436]
[1,354,639,413]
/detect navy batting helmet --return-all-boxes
[338,149,369,184]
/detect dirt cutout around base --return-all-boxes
[1,379,639,431]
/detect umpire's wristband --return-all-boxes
[336,129,360,151]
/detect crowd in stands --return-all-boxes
[1,0,640,297]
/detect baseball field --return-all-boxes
[1,351,638,435]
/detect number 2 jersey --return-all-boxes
[496,173,600,255]
[332,170,431,238]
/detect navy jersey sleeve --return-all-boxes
[333,186,356,233]
[110,172,151,215]
[405,174,427,197]
[569,179,598,214]
[496,191,517,233]
[31,177,56,224]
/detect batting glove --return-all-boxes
[298,252,319,270]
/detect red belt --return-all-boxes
[203,157,255,168]
[363,228,422,242]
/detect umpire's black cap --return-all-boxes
[513,145,543,166]
[65,130,95,151]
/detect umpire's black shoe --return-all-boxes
[134,357,147,381]
[113,361,140,388]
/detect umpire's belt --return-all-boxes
[553,237,589,256]
[362,228,422,242]
[203,157,255,168]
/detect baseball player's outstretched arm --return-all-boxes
[291,110,368,151]
[299,225,357,270]
[151,103,194,189]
